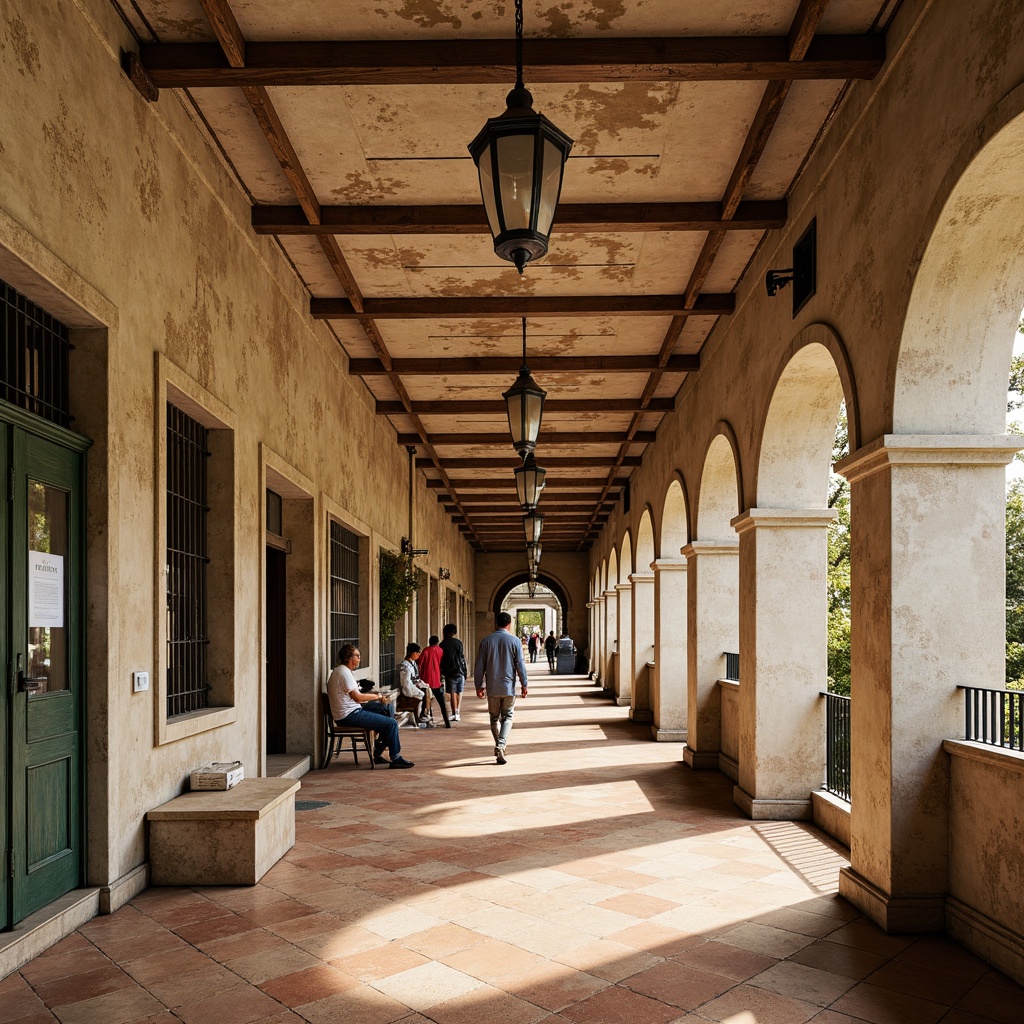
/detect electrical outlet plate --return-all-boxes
[133,671,150,692]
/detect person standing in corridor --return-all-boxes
[474,611,528,765]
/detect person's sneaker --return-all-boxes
[495,747,507,765]
[389,756,414,769]
[373,754,388,765]
[453,712,460,721]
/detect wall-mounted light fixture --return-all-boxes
[765,219,817,316]
[468,0,573,274]
[438,567,451,581]
[401,537,429,557]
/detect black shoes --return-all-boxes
[373,755,388,765]
[389,756,415,769]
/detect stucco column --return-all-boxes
[593,596,605,682]
[602,589,617,692]
[835,434,1019,932]
[614,582,633,706]
[681,542,739,769]
[629,572,655,723]
[651,558,688,742]
[731,508,837,821]
[586,600,597,678]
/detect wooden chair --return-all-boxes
[319,692,376,770]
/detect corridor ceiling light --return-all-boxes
[468,0,573,275]
[503,317,547,459]
[514,451,547,510]
[527,578,538,598]
[523,510,544,546]
[528,540,542,567]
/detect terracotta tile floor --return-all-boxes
[5,667,1023,1023]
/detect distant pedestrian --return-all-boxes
[528,632,539,663]
[544,631,556,672]
[474,611,528,765]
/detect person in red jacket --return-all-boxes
[417,635,450,727]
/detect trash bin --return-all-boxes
[556,637,575,674]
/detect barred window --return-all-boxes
[0,278,71,428]
[166,404,210,716]
[329,520,360,664]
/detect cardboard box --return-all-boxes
[190,761,244,791]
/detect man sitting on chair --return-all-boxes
[327,644,414,769]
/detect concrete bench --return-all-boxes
[147,778,300,886]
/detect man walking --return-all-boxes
[474,611,528,765]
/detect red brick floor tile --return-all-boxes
[787,939,888,980]
[120,946,214,986]
[502,963,610,1011]
[174,915,260,947]
[19,948,112,987]
[258,964,360,1006]
[46,985,163,1024]
[398,923,483,958]
[830,981,948,1024]
[330,943,430,983]
[593,894,679,919]
[954,980,1024,1024]
[441,938,548,984]
[173,987,284,1024]
[290,985,411,1024]
[622,960,735,1010]
[31,967,134,1009]
[0,974,51,1023]
[558,985,680,1024]
[241,902,321,927]
[673,939,777,982]
[696,983,820,1023]
[425,984,551,1024]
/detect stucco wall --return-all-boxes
[0,0,475,886]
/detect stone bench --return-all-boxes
[147,778,300,886]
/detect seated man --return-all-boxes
[399,643,433,726]
[327,644,414,769]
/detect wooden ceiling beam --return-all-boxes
[139,36,884,89]
[252,201,787,236]
[399,432,655,446]
[354,354,697,376]
[444,504,615,513]
[426,478,628,490]
[312,294,732,320]
[421,457,641,469]
[383,399,671,416]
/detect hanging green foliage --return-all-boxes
[379,548,418,631]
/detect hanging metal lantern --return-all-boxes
[523,510,544,546]
[503,318,547,458]
[528,540,542,567]
[468,0,573,274]
[515,451,546,510]
[527,578,538,598]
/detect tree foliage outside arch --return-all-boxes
[827,404,851,695]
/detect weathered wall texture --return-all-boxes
[0,0,474,886]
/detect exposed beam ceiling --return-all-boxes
[385,400,671,415]
[399,432,655,446]
[352,355,698,376]
[139,36,884,89]
[422,457,641,469]
[312,295,733,320]
[253,201,786,236]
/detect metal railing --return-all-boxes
[821,691,851,801]
[724,651,739,682]
[959,685,1024,751]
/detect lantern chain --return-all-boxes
[521,316,528,366]
[515,0,524,89]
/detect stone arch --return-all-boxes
[618,531,633,582]
[696,424,742,540]
[660,475,690,556]
[490,570,571,627]
[607,548,618,589]
[755,328,853,508]
[893,85,1024,433]
[635,509,655,570]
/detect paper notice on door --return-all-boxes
[29,550,64,628]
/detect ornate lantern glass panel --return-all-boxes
[523,511,544,546]
[469,96,573,274]
[528,541,542,567]
[503,318,547,459]
[515,452,546,510]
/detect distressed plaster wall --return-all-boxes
[0,0,474,886]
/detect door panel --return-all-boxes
[10,428,83,923]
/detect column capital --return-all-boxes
[602,589,616,599]
[614,582,632,593]
[681,540,739,560]
[628,572,654,584]
[651,557,687,572]
[835,433,1022,484]
[731,507,838,534]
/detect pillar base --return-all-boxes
[947,896,1024,987]
[733,786,811,821]
[612,696,630,706]
[652,726,686,742]
[629,708,654,723]
[682,745,719,770]
[838,867,945,934]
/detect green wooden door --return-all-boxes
[6,424,86,925]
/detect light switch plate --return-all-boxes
[133,671,150,693]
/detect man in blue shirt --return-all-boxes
[474,611,529,764]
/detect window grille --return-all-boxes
[329,520,360,663]
[0,279,72,427]
[166,404,210,716]
[379,627,397,689]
